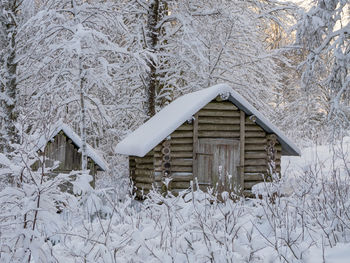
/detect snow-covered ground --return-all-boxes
[282,137,350,179]
[2,139,350,262]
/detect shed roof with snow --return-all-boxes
[116,84,300,157]
[116,84,300,197]
[37,121,107,172]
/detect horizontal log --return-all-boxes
[155,159,192,167]
[155,166,192,173]
[172,174,193,181]
[153,145,162,151]
[245,131,266,138]
[177,124,193,131]
[245,144,267,151]
[171,131,193,138]
[154,152,193,158]
[135,182,152,190]
[171,166,193,172]
[134,176,154,184]
[245,159,266,166]
[135,189,150,197]
[171,138,193,144]
[198,131,240,138]
[246,144,283,152]
[198,116,240,124]
[136,164,154,169]
[198,124,240,131]
[171,181,191,189]
[246,118,257,125]
[267,160,281,165]
[244,173,265,181]
[245,166,268,173]
[198,109,240,117]
[171,145,193,152]
[245,152,267,159]
[245,125,264,131]
[203,102,238,110]
[244,181,260,190]
[245,138,267,144]
[135,170,154,176]
[135,157,153,164]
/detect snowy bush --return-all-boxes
[0,137,94,262]
[2,139,350,262]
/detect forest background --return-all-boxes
[0,0,349,262]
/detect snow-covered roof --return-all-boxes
[36,121,108,171]
[115,84,301,157]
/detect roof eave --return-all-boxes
[227,95,301,157]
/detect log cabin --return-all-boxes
[34,121,107,187]
[116,84,300,197]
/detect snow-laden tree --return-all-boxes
[0,0,33,153]
[128,0,299,119]
[295,0,350,134]
[17,0,147,170]
[0,122,100,262]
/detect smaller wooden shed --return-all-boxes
[116,84,300,197]
[35,121,107,186]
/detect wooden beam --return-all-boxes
[170,131,193,138]
[170,138,193,144]
[192,113,199,182]
[198,109,240,117]
[198,124,240,131]
[198,131,240,138]
[245,152,267,159]
[198,116,240,124]
[240,110,245,194]
[176,124,193,131]
[203,102,238,110]
[154,152,193,158]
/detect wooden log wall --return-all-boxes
[154,121,194,193]
[131,99,283,197]
[45,132,97,175]
[244,117,282,194]
[32,132,100,193]
[133,151,154,197]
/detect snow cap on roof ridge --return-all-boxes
[115,84,300,157]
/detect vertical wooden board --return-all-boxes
[196,138,240,191]
[129,156,136,179]
[73,146,82,170]
[192,113,199,180]
[65,140,73,170]
[196,142,213,186]
[58,134,66,170]
[153,146,162,173]
[233,142,241,191]
[44,142,52,168]
[240,110,245,193]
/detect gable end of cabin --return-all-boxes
[130,98,281,198]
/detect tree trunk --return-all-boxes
[71,0,87,170]
[79,54,88,171]
[0,0,19,153]
[145,0,161,118]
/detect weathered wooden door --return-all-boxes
[196,139,240,192]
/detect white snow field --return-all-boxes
[50,139,350,262]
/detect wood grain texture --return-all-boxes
[203,102,238,110]
[240,110,245,193]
